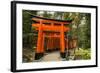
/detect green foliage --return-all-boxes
[42,11,52,18]
[23,34,37,49]
[78,13,91,49]
[75,48,91,60]
[23,10,37,33]
[23,10,38,49]
[65,18,73,21]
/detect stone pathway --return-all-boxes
[41,51,62,61]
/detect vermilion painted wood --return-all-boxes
[32,16,72,53]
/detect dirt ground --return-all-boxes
[41,51,62,61]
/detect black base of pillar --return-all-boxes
[35,53,44,60]
[60,52,66,58]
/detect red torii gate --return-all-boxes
[32,16,72,60]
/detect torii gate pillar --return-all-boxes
[60,23,66,58]
[35,20,44,60]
